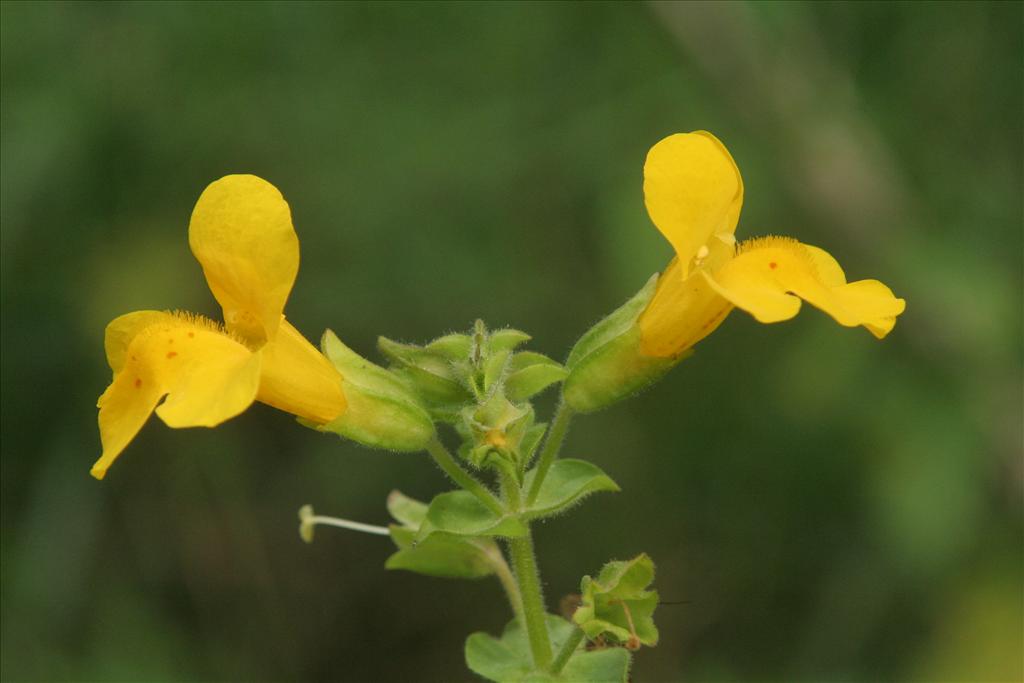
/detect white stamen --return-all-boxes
[309,516,391,536]
[298,504,391,544]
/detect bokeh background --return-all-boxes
[2,2,1021,682]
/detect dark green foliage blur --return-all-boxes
[2,2,1021,681]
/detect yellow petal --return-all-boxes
[92,313,261,480]
[644,131,744,275]
[638,253,734,358]
[104,310,175,372]
[707,237,906,337]
[831,280,905,339]
[803,244,846,287]
[93,358,164,480]
[188,175,299,344]
[801,245,902,338]
[257,318,346,424]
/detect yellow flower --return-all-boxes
[637,131,905,357]
[92,175,346,480]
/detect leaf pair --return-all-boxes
[385,491,505,580]
[384,460,618,580]
[418,460,619,540]
[465,554,659,683]
[466,615,631,683]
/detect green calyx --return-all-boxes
[380,320,567,479]
[317,329,435,451]
[573,554,660,649]
[458,393,536,473]
[378,335,473,412]
[563,273,689,413]
[379,320,564,422]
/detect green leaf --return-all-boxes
[522,459,620,520]
[489,328,532,353]
[385,490,428,527]
[574,554,659,648]
[417,490,526,541]
[384,490,506,580]
[465,615,631,683]
[386,527,499,579]
[505,362,568,402]
[557,647,631,683]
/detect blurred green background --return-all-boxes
[2,2,1021,682]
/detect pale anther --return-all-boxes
[693,244,711,268]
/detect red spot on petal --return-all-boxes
[166,351,178,359]
[769,262,778,270]
[134,378,142,388]
[188,332,195,338]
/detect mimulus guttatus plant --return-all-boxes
[93,133,905,682]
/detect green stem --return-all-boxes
[508,531,552,669]
[549,625,586,675]
[424,438,504,516]
[525,398,574,506]
[499,466,523,511]
[489,468,526,624]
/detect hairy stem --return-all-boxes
[424,438,504,516]
[508,530,552,669]
[525,398,574,506]
[549,625,587,675]
[500,466,523,511]
[502,457,553,667]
